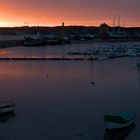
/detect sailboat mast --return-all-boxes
[113,16,116,34]
[118,16,121,33]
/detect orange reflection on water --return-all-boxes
[0,50,13,56]
[0,63,25,76]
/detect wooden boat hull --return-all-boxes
[105,119,135,130]
[0,112,16,123]
[104,123,135,139]
[0,100,15,114]
[0,106,15,114]
[104,112,135,130]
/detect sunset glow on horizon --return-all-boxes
[0,0,140,27]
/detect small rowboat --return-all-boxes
[104,123,135,140]
[0,100,15,114]
[104,112,135,130]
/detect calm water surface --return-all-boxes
[0,44,140,140]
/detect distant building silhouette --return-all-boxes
[99,23,109,38]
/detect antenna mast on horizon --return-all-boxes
[118,16,121,27]
[118,16,121,33]
[113,16,116,34]
[123,22,125,33]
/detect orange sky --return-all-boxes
[0,0,140,27]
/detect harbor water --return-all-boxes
[0,43,140,140]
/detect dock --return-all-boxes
[0,57,96,61]
[0,54,129,61]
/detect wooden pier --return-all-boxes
[0,57,96,61]
[0,55,126,61]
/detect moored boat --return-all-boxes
[0,100,15,114]
[24,37,47,46]
[0,112,16,123]
[104,122,135,140]
[104,112,135,130]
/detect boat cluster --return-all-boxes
[67,43,140,59]
[24,36,70,46]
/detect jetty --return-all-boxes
[0,54,127,61]
[0,57,96,61]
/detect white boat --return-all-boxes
[104,112,135,130]
[0,100,15,114]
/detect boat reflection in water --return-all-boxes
[104,123,135,140]
[137,67,140,89]
[0,112,16,123]
[137,61,140,68]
